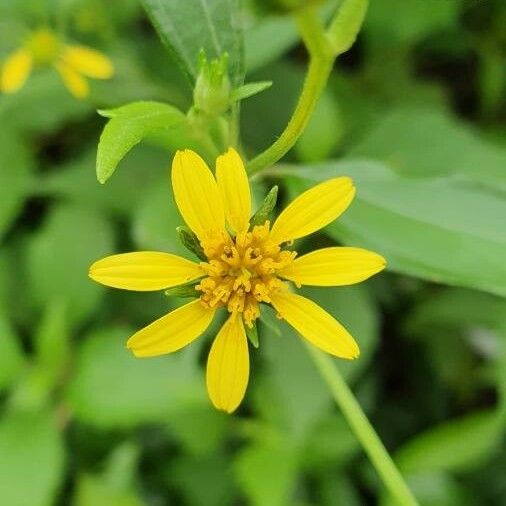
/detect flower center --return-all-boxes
[27,29,61,64]
[196,222,296,327]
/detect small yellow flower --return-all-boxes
[89,149,386,413]
[1,28,113,99]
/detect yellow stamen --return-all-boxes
[197,223,296,327]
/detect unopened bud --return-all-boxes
[193,51,231,116]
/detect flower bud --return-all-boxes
[193,52,231,117]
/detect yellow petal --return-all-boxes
[61,45,114,79]
[280,247,386,287]
[171,149,225,242]
[216,148,251,234]
[55,62,89,99]
[1,49,33,93]
[270,177,355,244]
[127,300,214,357]
[206,314,249,413]
[270,291,359,359]
[89,251,203,291]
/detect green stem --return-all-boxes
[247,8,334,175]
[247,56,333,175]
[305,344,419,506]
[246,0,370,175]
[229,102,240,149]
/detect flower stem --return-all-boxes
[247,56,333,175]
[246,0,370,175]
[305,343,419,506]
[247,8,334,175]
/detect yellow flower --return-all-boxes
[89,149,386,413]
[1,28,113,99]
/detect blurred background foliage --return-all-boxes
[0,0,505,504]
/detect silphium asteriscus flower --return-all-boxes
[89,148,386,413]
[1,28,113,99]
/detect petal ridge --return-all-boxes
[270,177,355,244]
[270,291,359,359]
[89,251,203,291]
[206,313,249,413]
[127,300,214,357]
[279,247,386,286]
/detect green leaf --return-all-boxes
[132,175,188,256]
[165,281,200,298]
[96,101,186,183]
[75,476,142,506]
[26,204,114,328]
[381,472,471,506]
[35,299,70,389]
[407,288,506,335]
[250,185,278,228]
[365,0,459,45]
[395,410,502,474]
[38,145,169,217]
[245,14,298,72]
[230,81,273,102]
[302,414,360,470]
[349,106,506,191]
[167,404,229,457]
[0,132,34,239]
[235,439,298,506]
[74,443,143,506]
[167,454,234,506]
[245,321,260,348]
[177,225,207,260]
[141,0,244,86]
[0,410,64,506]
[284,160,506,297]
[0,313,25,392]
[253,308,332,439]
[68,326,204,428]
[327,0,369,56]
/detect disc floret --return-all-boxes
[197,222,296,327]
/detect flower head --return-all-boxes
[89,149,386,413]
[1,28,114,99]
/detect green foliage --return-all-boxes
[365,0,459,45]
[0,314,25,392]
[26,204,114,327]
[235,439,298,506]
[141,0,244,86]
[349,106,506,189]
[74,443,143,506]
[0,410,64,506]
[285,160,506,296]
[244,14,298,72]
[96,101,186,183]
[250,185,278,227]
[0,132,34,239]
[245,321,260,348]
[177,225,207,260]
[230,80,273,102]
[395,410,502,474]
[132,174,188,255]
[1,0,506,504]
[68,326,204,428]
